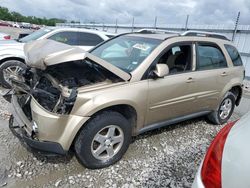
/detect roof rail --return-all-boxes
[181,30,229,40]
[137,28,180,35]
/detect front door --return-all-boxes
[145,43,197,125]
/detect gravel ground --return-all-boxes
[0,88,248,188]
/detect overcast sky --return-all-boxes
[0,0,250,25]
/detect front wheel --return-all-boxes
[207,92,236,125]
[0,60,27,88]
[74,111,132,169]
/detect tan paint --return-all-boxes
[24,39,131,81]
[13,34,244,151]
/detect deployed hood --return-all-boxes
[24,39,131,81]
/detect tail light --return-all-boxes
[4,35,11,40]
[201,121,237,188]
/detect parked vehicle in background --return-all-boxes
[192,111,250,188]
[31,24,41,30]
[0,27,115,88]
[20,22,32,29]
[0,21,12,27]
[7,31,244,169]
[0,32,11,40]
[12,22,20,28]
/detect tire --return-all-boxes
[74,111,132,169]
[0,60,27,88]
[207,92,236,125]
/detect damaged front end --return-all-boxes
[9,39,130,115]
[6,39,130,154]
[11,61,99,115]
[11,68,77,115]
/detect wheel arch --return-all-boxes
[0,56,25,64]
[90,104,138,129]
[220,75,243,107]
[70,104,138,150]
[85,104,138,133]
[229,85,243,106]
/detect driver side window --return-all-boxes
[158,44,192,74]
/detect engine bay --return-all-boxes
[10,60,120,115]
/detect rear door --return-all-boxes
[192,42,230,111]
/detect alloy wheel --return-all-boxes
[91,125,124,161]
[3,65,24,85]
[219,98,233,120]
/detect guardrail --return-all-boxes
[57,23,250,77]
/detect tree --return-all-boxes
[0,6,66,26]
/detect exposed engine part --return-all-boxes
[10,60,119,115]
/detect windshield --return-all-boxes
[19,28,52,43]
[91,35,162,72]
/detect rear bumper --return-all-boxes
[9,115,67,156]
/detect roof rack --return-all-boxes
[136,28,180,35]
[181,30,229,40]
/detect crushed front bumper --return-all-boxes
[9,94,90,155]
[9,115,67,156]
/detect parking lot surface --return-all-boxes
[0,86,249,187]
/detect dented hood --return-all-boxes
[24,39,131,81]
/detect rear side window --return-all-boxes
[78,32,104,46]
[49,31,78,45]
[196,43,227,70]
[106,35,115,38]
[224,44,243,66]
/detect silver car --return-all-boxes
[193,111,250,188]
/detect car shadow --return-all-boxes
[132,116,215,143]
[29,148,74,164]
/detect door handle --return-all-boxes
[186,77,194,83]
[221,72,228,76]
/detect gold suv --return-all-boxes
[7,30,244,169]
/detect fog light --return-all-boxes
[32,121,38,133]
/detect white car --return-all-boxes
[0,32,11,40]
[193,111,250,188]
[0,27,115,88]
[12,22,20,28]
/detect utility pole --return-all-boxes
[185,15,189,31]
[154,16,158,29]
[115,19,118,33]
[131,17,135,32]
[232,12,240,41]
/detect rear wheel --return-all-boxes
[74,111,132,169]
[208,92,235,125]
[0,60,27,88]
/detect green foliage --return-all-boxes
[0,6,66,26]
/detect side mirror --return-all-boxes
[153,64,169,78]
